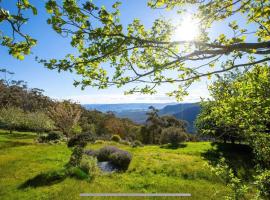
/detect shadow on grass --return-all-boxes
[19,170,67,189]
[160,143,187,149]
[202,142,255,180]
[0,141,31,150]
[19,167,91,189]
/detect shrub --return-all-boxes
[37,131,63,143]
[67,167,89,180]
[109,150,132,171]
[95,146,132,171]
[68,146,84,167]
[255,170,270,199]
[96,146,118,161]
[37,135,47,143]
[84,149,97,157]
[79,155,99,179]
[160,127,187,146]
[111,134,121,142]
[131,140,143,147]
[120,140,131,145]
[68,155,99,180]
[67,132,93,148]
[47,131,63,141]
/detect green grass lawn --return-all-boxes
[0,129,254,200]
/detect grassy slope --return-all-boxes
[0,129,234,200]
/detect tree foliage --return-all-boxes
[0,107,24,133]
[141,106,163,144]
[24,111,54,133]
[35,0,270,99]
[0,0,37,59]
[0,107,53,133]
[48,100,81,138]
[196,65,270,199]
[0,69,54,112]
[197,65,270,166]
[141,106,187,144]
[209,157,249,200]
[94,112,141,140]
[1,0,270,99]
[160,127,187,146]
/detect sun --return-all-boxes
[173,15,200,41]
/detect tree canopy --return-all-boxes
[196,65,270,167]
[1,0,269,98]
[0,0,37,59]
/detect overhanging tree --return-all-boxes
[0,0,37,59]
[1,1,269,99]
[36,0,270,99]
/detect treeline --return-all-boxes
[0,69,140,141]
[0,69,197,146]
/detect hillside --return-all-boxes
[159,103,197,115]
[173,105,201,133]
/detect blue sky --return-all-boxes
[1,0,251,104]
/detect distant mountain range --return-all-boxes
[83,103,201,133]
[84,103,176,113]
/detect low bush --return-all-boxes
[131,140,143,147]
[37,135,47,143]
[96,146,118,161]
[111,134,121,142]
[37,131,63,143]
[47,131,63,141]
[110,150,132,171]
[160,127,187,146]
[95,146,132,171]
[84,149,97,157]
[67,155,99,181]
[67,132,93,148]
[79,155,99,179]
